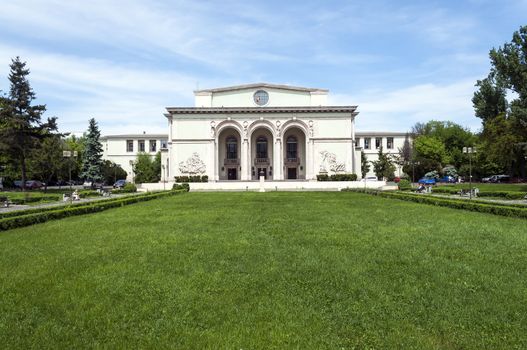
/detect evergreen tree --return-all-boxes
[372,146,396,180]
[360,150,370,178]
[80,118,103,184]
[0,57,58,190]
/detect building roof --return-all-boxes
[355,131,408,137]
[165,106,358,116]
[101,134,167,140]
[194,83,329,94]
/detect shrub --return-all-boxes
[201,175,208,182]
[175,175,207,183]
[318,173,357,181]
[398,179,412,191]
[316,174,329,181]
[172,183,190,192]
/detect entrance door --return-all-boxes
[257,168,267,179]
[287,167,297,180]
[227,168,237,180]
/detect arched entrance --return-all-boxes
[282,126,307,180]
[250,128,274,180]
[217,128,241,180]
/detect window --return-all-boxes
[253,90,269,106]
[256,136,268,158]
[387,137,394,149]
[149,140,156,152]
[375,137,382,149]
[364,138,371,149]
[355,138,360,147]
[126,140,133,152]
[286,136,297,159]
[160,139,168,149]
[139,140,145,152]
[226,136,237,159]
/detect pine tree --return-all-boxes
[80,118,103,184]
[372,146,396,180]
[0,57,57,190]
[360,150,370,178]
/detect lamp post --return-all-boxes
[463,147,476,199]
[63,150,78,203]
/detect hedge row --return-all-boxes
[432,187,526,199]
[317,173,358,181]
[174,175,208,183]
[0,190,186,231]
[343,189,527,219]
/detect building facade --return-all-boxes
[163,83,360,181]
[101,83,409,182]
[101,134,168,181]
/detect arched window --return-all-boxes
[226,136,237,159]
[286,136,297,160]
[256,136,268,158]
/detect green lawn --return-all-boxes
[1,192,526,349]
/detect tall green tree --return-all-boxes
[133,152,161,183]
[371,146,396,180]
[0,57,58,190]
[360,150,370,178]
[29,135,66,191]
[473,25,527,176]
[80,118,103,184]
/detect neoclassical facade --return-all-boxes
[162,83,360,181]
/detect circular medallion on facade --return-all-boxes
[253,90,269,106]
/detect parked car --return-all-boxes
[113,179,127,189]
[493,175,511,183]
[25,180,44,189]
[418,177,436,185]
[13,180,23,188]
[83,181,104,189]
[438,175,456,183]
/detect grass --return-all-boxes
[1,192,526,349]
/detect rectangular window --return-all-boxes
[387,137,394,149]
[126,140,133,152]
[149,140,156,152]
[364,138,370,149]
[139,140,145,152]
[375,137,382,149]
[160,140,168,149]
[355,138,360,147]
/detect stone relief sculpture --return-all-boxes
[179,152,206,174]
[308,120,314,137]
[319,151,345,173]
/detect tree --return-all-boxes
[80,118,103,184]
[413,135,448,173]
[64,134,85,182]
[0,57,58,190]
[371,146,396,180]
[473,25,527,176]
[133,152,161,183]
[360,150,370,178]
[101,160,127,184]
[29,135,66,191]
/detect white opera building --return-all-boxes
[163,83,361,182]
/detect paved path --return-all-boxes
[0,193,142,214]
[428,193,527,206]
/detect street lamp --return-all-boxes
[463,147,476,199]
[63,150,78,203]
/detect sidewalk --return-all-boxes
[0,193,142,214]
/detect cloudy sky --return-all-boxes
[0,0,525,135]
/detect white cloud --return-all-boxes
[330,78,482,132]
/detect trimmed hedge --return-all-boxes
[112,183,137,194]
[317,173,358,181]
[342,189,527,219]
[432,187,526,199]
[0,190,186,231]
[172,183,190,192]
[174,175,208,183]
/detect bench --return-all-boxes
[0,196,13,208]
[459,188,479,198]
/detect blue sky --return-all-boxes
[0,0,526,135]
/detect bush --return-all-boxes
[398,179,412,191]
[175,175,207,183]
[317,173,357,181]
[172,183,190,192]
[0,190,187,231]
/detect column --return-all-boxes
[212,140,218,182]
[273,138,282,180]
[241,139,249,180]
[306,139,315,180]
